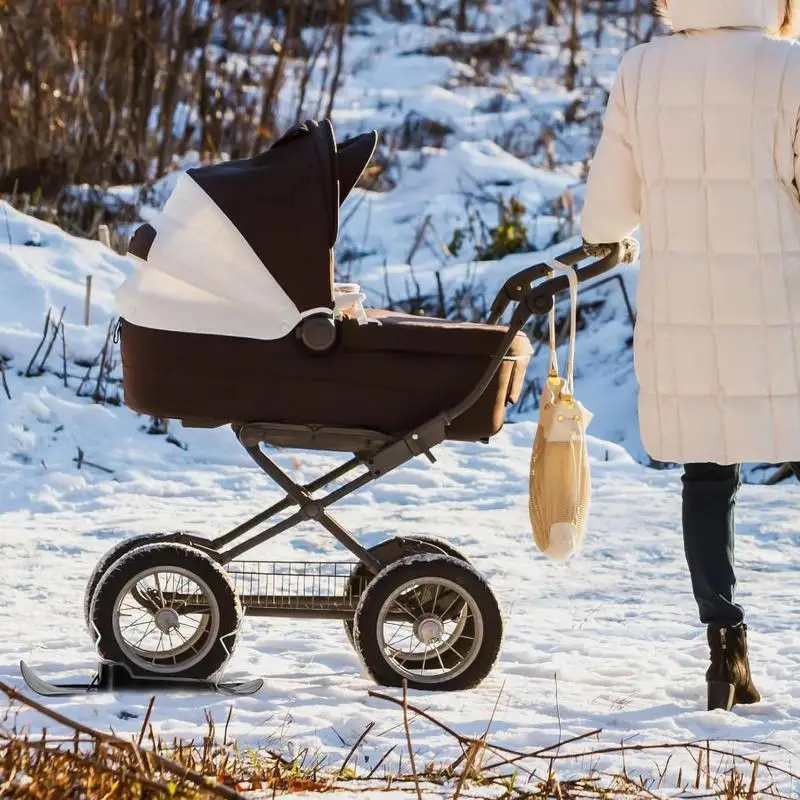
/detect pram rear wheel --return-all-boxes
[89,543,242,680]
[343,536,470,651]
[353,554,502,691]
[84,532,177,633]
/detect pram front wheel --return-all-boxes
[343,536,471,648]
[89,543,242,680]
[353,554,502,691]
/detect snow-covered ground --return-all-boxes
[4,381,800,793]
[2,7,800,797]
[3,205,800,796]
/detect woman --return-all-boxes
[581,0,800,711]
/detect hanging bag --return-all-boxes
[528,261,593,563]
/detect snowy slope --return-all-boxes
[2,208,800,796]
[0,205,132,366]
[3,384,800,793]
[0,8,651,471]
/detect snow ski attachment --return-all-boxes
[19,660,263,697]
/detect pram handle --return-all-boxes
[366,243,626,474]
[485,242,623,326]
[441,242,624,427]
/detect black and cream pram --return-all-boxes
[64,120,622,695]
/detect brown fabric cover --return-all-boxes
[180,121,378,315]
[129,122,379,316]
[119,310,533,442]
[187,120,337,312]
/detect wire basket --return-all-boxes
[225,560,369,614]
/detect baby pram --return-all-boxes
[53,120,621,696]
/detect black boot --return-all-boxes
[706,624,761,711]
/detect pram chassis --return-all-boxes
[71,243,622,694]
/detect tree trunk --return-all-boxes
[157,0,196,176]
[565,0,580,91]
[456,0,468,31]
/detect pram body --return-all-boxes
[120,310,531,442]
[78,119,622,694]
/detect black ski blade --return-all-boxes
[20,661,100,696]
[99,663,264,695]
[216,678,264,695]
[20,661,263,697]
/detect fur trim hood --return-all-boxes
[660,0,787,32]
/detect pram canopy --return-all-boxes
[117,119,378,341]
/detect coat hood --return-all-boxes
[663,0,786,32]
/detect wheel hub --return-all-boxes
[153,607,180,633]
[415,615,444,645]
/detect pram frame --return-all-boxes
[161,242,624,619]
[17,242,625,699]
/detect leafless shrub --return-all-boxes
[407,34,514,72]
[387,112,454,151]
[0,0,350,203]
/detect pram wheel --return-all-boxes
[89,543,242,680]
[353,554,502,691]
[343,536,470,649]
[83,532,177,633]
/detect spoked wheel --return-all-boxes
[343,536,471,651]
[353,554,502,691]
[90,543,242,679]
[84,533,178,632]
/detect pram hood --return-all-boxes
[116,119,377,341]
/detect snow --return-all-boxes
[0,204,132,366]
[3,398,800,793]
[1,6,799,798]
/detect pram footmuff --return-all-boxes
[68,120,623,696]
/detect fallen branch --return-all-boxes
[0,362,9,400]
[0,678,246,800]
[73,446,115,474]
[369,686,800,797]
[402,680,423,800]
[370,688,601,765]
[24,308,51,377]
[338,721,375,777]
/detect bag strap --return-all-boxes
[545,259,579,396]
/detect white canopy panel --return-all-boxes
[115,173,316,340]
[116,257,310,340]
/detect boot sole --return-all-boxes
[708,681,735,711]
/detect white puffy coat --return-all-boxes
[582,0,800,465]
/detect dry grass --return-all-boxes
[1,675,797,800]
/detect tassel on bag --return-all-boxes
[529,260,593,563]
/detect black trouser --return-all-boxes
[682,462,800,626]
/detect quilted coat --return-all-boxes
[582,0,800,465]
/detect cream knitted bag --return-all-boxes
[529,261,593,563]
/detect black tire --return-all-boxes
[84,533,178,632]
[90,543,242,680]
[343,536,470,648]
[353,554,502,691]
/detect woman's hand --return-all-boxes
[582,237,640,264]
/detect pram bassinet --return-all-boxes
[116,119,532,441]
